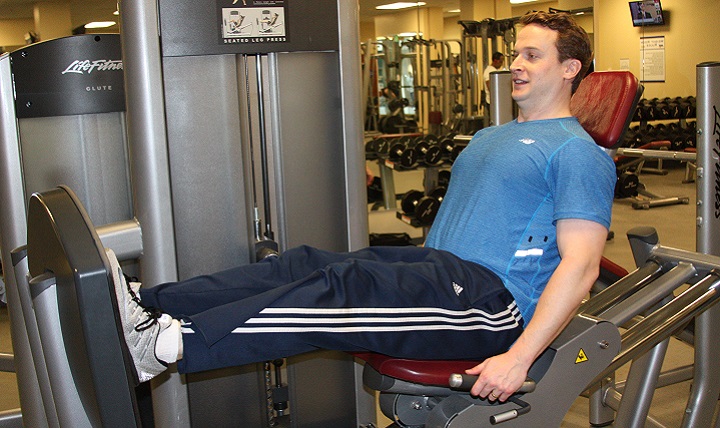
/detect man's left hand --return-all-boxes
[465,351,530,402]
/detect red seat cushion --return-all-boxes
[352,352,478,387]
[600,256,629,278]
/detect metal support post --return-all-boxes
[0,54,47,428]
[489,71,513,126]
[691,61,720,428]
[119,0,189,426]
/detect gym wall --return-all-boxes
[360,0,717,101]
[595,0,720,99]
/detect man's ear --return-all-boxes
[563,58,582,81]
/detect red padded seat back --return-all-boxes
[571,71,642,149]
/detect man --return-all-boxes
[113,11,615,402]
[483,51,507,106]
[435,12,610,401]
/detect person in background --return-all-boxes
[483,51,508,107]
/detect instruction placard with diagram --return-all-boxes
[220,0,287,44]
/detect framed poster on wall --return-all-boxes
[640,36,665,82]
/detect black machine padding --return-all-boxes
[26,186,141,427]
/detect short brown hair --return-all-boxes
[519,11,593,92]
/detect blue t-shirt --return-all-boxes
[425,118,615,322]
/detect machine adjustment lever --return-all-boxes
[489,396,531,424]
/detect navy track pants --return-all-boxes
[140,245,524,374]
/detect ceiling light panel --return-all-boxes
[376,2,427,10]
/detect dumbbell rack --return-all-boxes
[365,132,465,231]
[615,96,697,209]
[620,96,697,173]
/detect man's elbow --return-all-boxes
[581,261,601,293]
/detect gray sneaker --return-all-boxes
[107,249,171,383]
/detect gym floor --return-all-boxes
[0,159,700,426]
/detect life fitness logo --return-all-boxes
[61,59,123,92]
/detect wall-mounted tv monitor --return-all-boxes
[629,0,665,27]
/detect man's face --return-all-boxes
[509,24,573,113]
[492,57,504,68]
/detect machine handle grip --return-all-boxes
[448,374,536,394]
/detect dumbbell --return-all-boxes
[380,114,409,134]
[438,137,455,159]
[615,171,639,198]
[632,103,643,122]
[421,186,446,225]
[424,134,440,145]
[683,125,697,149]
[427,186,446,202]
[400,189,442,226]
[414,138,444,166]
[653,123,667,136]
[373,137,390,157]
[365,138,384,160]
[656,97,681,120]
[646,98,675,121]
[653,99,671,120]
[386,138,418,168]
[669,134,686,151]
[665,97,681,119]
[438,170,451,188]
[679,96,696,119]
[624,125,642,148]
[635,99,656,121]
[639,126,660,146]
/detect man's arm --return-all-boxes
[465,218,608,401]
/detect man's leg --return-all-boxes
[114,245,523,378]
[140,244,481,316]
[175,247,524,374]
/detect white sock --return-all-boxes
[155,315,183,364]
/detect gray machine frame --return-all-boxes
[0,33,133,428]
[118,0,371,426]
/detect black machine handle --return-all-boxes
[448,374,536,394]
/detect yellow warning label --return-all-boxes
[575,349,589,364]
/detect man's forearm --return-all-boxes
[505,258,597,366]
